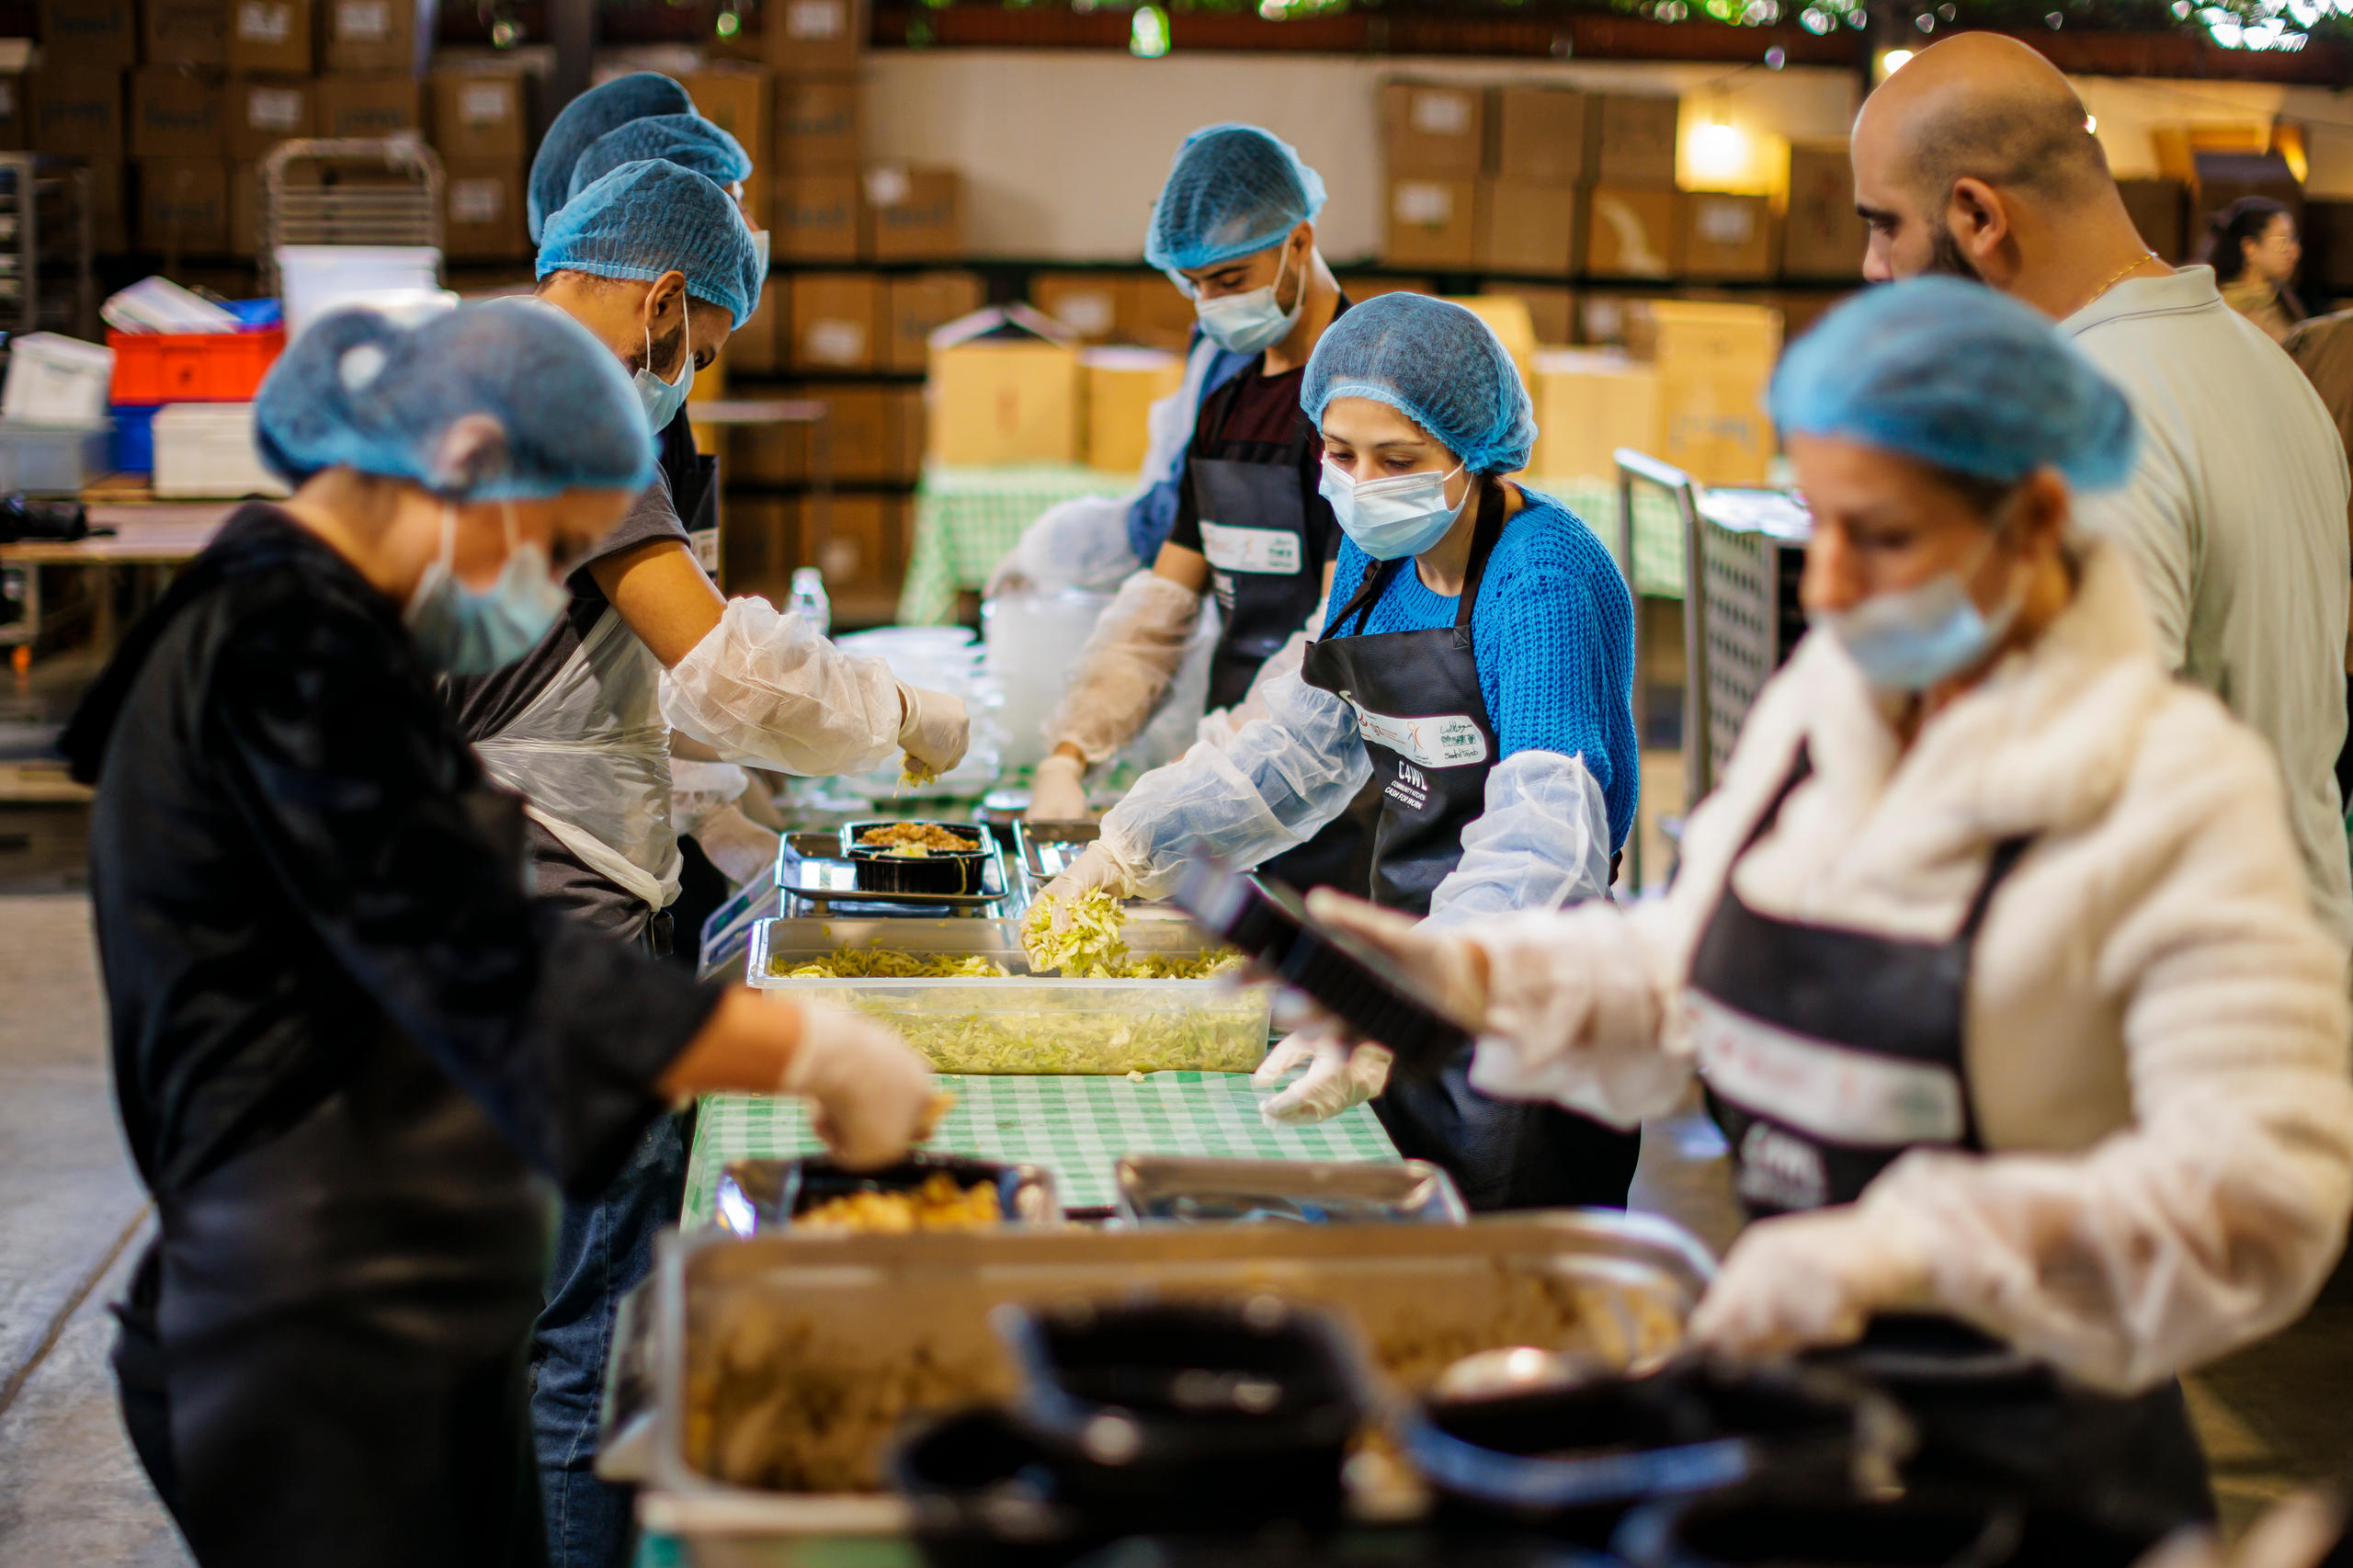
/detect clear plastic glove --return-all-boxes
[1688,1205,1932,1360]
[896,682,970,775]
[1021,841,1137,966]
[1303,889,1492,1031]
[779,998,938,1170]
[1253,1028,1392,1126]
[1026,752,1093,822]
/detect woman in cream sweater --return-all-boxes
[1308,278,2353,1544]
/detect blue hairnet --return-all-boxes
[568,113,752,204]
[1302,293,1536,475]
[254,301,654,501]
[529,73,697,243]
[1769,276,2138,492]
[1144,124,1327,279]
[536,160,761,330]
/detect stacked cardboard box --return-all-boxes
[428,66,529,261]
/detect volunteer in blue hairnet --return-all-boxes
[529,71,697,241]
[61,302,937,1568]
[1279,278,2353,1551]
[1019,125,1378,897]
[503,152,968,1568]
[1029,292,1643,1212]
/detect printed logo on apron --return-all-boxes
[1199,519,1303,575]
[1345,699,1491,768]
[1386,760,1431,812]
[1689,992,1966,1147]
[1735,1121,1828,1211]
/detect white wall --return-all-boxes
[848,48,2353,261]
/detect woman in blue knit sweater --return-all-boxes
[1031,293,1643,1210]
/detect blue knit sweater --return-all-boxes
[1322,488,1639,849]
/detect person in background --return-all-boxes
[1849,31,2353,945]
[1024,125,1378,894]
[526,71,698,245]
[1032,294,1641,1212]
[63,302,936,1568]
[1300,280,2353,1553]
[2204,195,2307,346]
[2284,308,2353,812]
[468,102,969,1568]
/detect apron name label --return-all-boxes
[1347,702,1490,768]
[1199,520,1302,575]
[1688,992,1966,1147]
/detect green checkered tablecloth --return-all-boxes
[898,465,1135,624]
[682,1073,1400,1220]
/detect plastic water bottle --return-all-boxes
[786,566,830,640]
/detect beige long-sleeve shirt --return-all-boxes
[2060,265,2353,943]
[1464,543,2353,1393]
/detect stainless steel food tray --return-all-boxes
[775,843,1013,913]
[1115,1155,1470,1226]
[746,914,1231,979]
[1014,817,1101,881]
[640,1214,1714,1551]
[711,1155,1063,1235]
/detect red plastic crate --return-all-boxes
[108,327,287,406]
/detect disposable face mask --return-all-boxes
[635,307,692,434]
[1814,519,2024,692]
[749,225,771,278]
[405,504,570,676]
[1319,455,1468,562]
[1193,244,1302,356]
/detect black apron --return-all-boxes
[111,790,553,1568]
[1189,361,1374,898]
[1301,487,1641,1212]
[1688,744,2214,1554]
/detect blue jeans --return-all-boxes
[530,1110,687,1568]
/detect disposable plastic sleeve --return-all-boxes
[1423,749,1613,930]
[990,493,1144,597]
[1199,605,1320,747]
[656,597,904,778]
[1041,570,1203,766]
[1097,671,1372,898]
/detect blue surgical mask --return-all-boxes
[1320,455,1468,561]
[404,504,570,676]
[634,309,692,434]
[1194,244,1303,356]
[1815,523,2024,691]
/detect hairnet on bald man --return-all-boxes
[1770,276,2137,490]
[567,113,752,205]
[1144,124,1326,280]
[1301,292,1537,475]
[537,159,762,329]
[254,301,654,500]
[528,72,697,244]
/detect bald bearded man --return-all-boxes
[1851,33,2353,947]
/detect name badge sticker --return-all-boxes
[1688,992,1966,1147]
[1347,702,1489,768]
[1199,520,1302,575]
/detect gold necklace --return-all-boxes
[2081,250,2160,313]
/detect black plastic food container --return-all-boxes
[892,1408,1105,1568]
[1611,1486,2027,1568]
[711,1153,1060,1235]
[843,820,992,896]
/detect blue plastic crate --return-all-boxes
[111,404,157,474]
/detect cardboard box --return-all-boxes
[788,272,882,370]
[727,278,781,376]
[726,418,808,487]
[324,0,414,73]
[139,157,230,253]
[772,172,862,263]
[812,383,924,483]
[805,494,907,602]
[1681,192,1775,280]
[1121,273,1199,352]
[131,69,224,159]
[146,0,228,65]
[763,0,864,75]
[87,160,131,251]
[442,160,527,259]
[1780,142,1866,281]
[429,71,528,163]
[1384,81,1485,180]
[1583,187,1680,279]
[886,270,984,373]
[774,75,859,172]
[229,160,258,256]
[1029,272,1123,343]
[2118,177,2188,264]
[929,314,1082,466]
[1476,179,1576,277]
[1530,349,1663,481]
[0,75,23,152]
[1495,86,1586,187]
[225,77,312,159]
[230,0,314,74]
[318,74,418,140]
[1480,281,1575,346]
[1083,347,1183,474]
[38,71,127,160]
[42,0,137,69]
[1626,300,1781,487]
[683,65,769,172]
[1384,177,1479,269]
[865,165,961,263]
[1447,293,1538,397]
[716,495,792,599]
[1588,95,1680,187]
